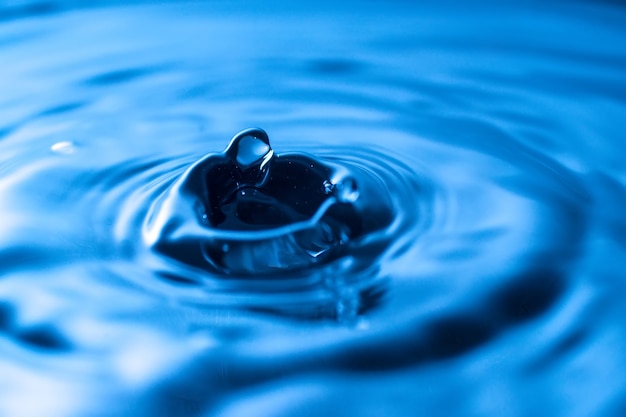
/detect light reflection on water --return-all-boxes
[0,1,625,416]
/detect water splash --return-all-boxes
[144,128,395,276]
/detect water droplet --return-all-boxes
[226,127,273,169]
[235,135,271,167]
[335,288,359,323]
[356,319,370,331]
[323,180,333,194]
[50,141,76,155]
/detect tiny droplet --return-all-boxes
[51,141,76,155]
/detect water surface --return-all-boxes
[1,1,625,416]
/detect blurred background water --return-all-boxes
[1,0,625,416]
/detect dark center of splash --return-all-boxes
[143,128,395,275]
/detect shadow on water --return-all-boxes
[0,302,70,351]
[82,66,166,87]
[0,2,59,22]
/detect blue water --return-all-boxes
[1,1,625,416]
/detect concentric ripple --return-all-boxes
[0,1,625,416]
